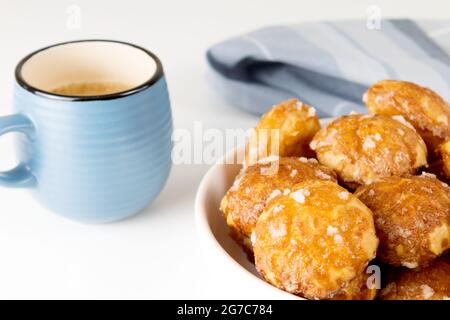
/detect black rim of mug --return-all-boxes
[15,39,164,101]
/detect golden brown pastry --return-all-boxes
[355,174,450,268]
[253,180,378,300]
[310,114,427,187]
[425,160,449,183]
[438,140,450,180]
[363,80,450,153]
[329,271,378,300]
[380,256,450,300]
[245,99,320,167]
[220,157,337,250]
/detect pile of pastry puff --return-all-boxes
[220,80,450,300]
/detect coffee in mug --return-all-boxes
[51,82,131,96]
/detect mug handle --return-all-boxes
[0,114,36,188]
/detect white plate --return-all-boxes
[194,119,332,299]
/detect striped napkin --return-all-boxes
[207,19,450,117]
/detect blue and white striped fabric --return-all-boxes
[207,19,450,117]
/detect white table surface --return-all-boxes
[0,0,448,299]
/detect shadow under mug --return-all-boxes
[0,40,173,223]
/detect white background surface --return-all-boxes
[0,0,449,299]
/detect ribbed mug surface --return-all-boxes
[13,76,172,223]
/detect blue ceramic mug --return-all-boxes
[0,40,172,223]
